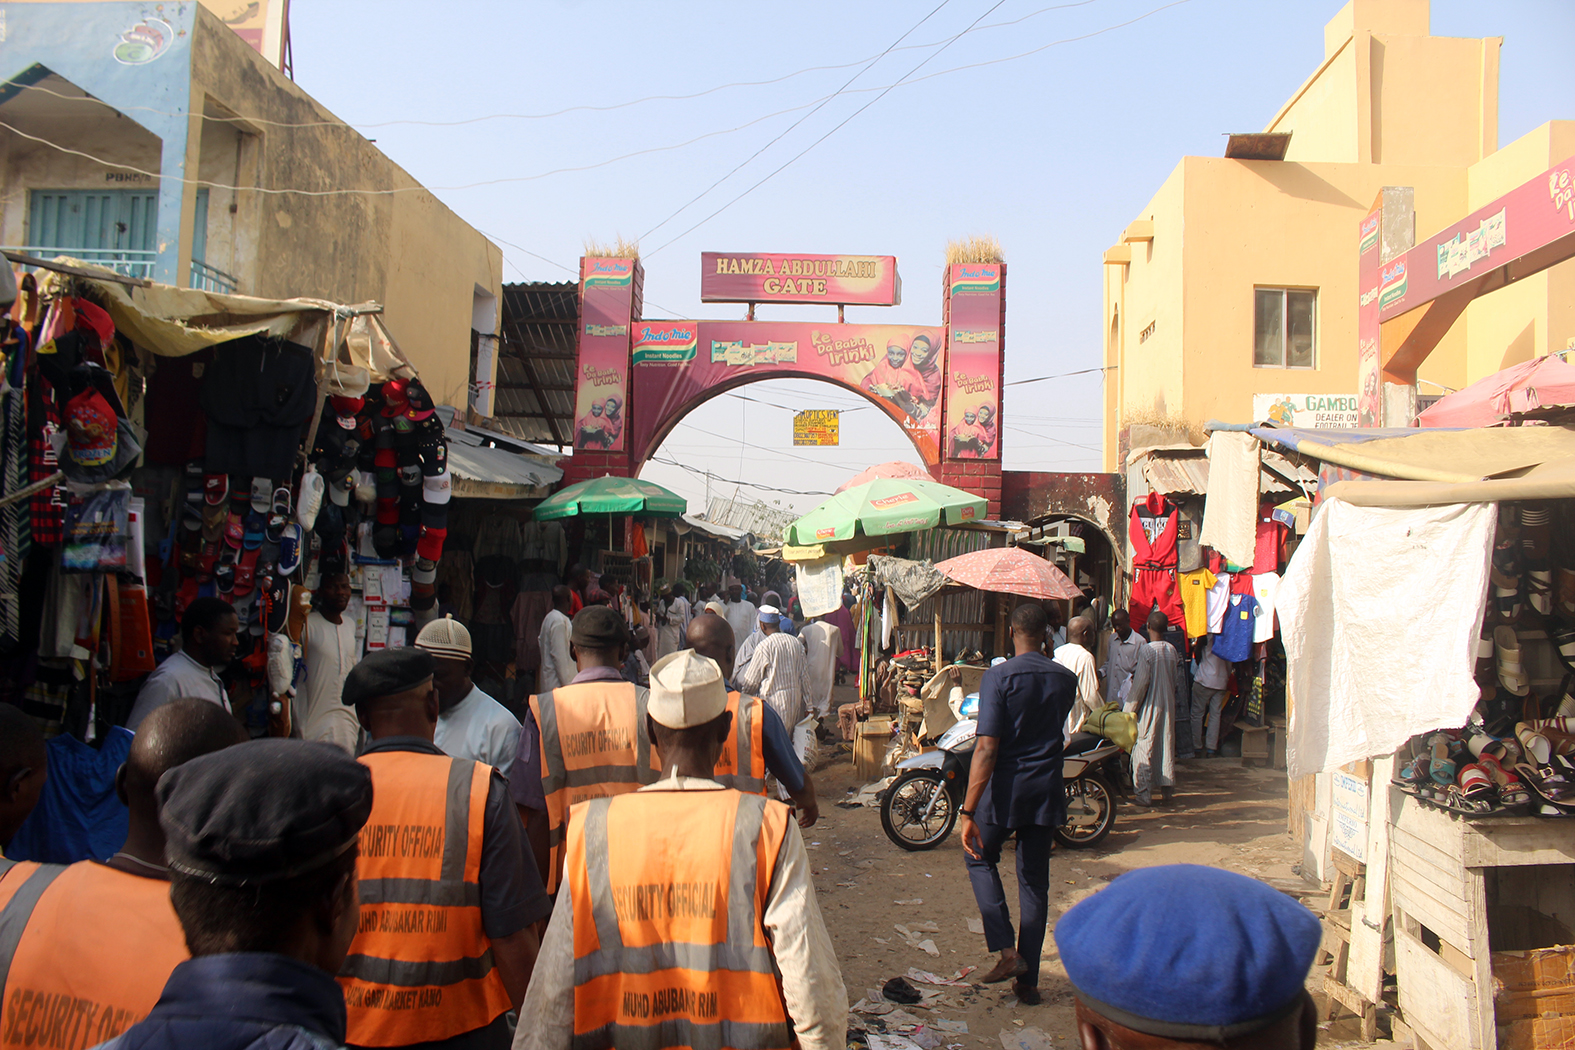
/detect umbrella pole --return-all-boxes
[933,607,942,670]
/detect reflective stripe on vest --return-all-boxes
[341,752,512,1047]
[532,682,658,893]
[566,790,793,1050]
[0,861,187,1050]
[711,692,767,796]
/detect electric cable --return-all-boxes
[649,455,833,497]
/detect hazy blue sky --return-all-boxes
[293,0,1575,514]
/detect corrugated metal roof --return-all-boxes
[1133,450,1210,496]
[436,406,564,499]
[706,497,798,542]
[681,515,749,542]
[488,281,578,446]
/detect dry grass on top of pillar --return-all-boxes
[945,235,1004,266]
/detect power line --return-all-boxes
[638,0,955,242]
[647,0,1010,256]
[649,455,833,497]
[1004,365,1115,386]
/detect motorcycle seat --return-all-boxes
[1065,731,1106,757]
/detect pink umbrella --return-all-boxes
[1418,356,1575,428]
[935,546,1081,601]
[836,460,932,493]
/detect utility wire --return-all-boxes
[650,455,833,497]
[646,0,1008,255]
[1004,365,1115,386]
[638,0,955,242]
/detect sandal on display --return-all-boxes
[1497,626,1531,696]
[1428,733,1456,785]
[1457,762,1494,799]
[1479,753,1531,807]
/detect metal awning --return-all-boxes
[436,406,564,499]
[680,515,750,543]
[487,282,578,446]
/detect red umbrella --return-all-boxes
[1418,356,1575,427]
[836,460,932,493]
[935,546,1081,601]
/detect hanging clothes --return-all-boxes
[0,318,30,647]
[1129,492,1184,629]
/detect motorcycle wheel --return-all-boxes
[1054,773,1116,849]
[880,770,957,851]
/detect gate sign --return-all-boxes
[793,410,839,446]
[701,253,901,306]
[1254,393,1359,429]
[944,264,1002,460]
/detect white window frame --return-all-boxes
[1252,286,1318,369]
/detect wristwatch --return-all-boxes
[959,808,975,818]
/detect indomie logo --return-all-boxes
[870,492,919,508]
[1359,213,1380,253]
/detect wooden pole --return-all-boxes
[933,605,943,670]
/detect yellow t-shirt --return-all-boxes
[1179,569,1217,639]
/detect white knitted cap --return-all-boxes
[414,615,471,659]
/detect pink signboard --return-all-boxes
[944,264,1002,459]
[700,253,901,306]
[575,258,637,451]
[1356,204,1382,427]
[1378,154,1575,321]
[630,320,944,463]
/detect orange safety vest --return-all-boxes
[712,692,768,796]
[565,790,794,1050]
[340,751,513,1047]
[0,858,189,1050]
[530,681,659,893]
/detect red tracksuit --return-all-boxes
[1129,491,1185,630]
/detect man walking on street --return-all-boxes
[342,648,548,1050]
[128,598,238,728]
[511,606,654,893]
[95,738,372,1050]
[0,700,245,1046]
[1055,616,1101,738]
[1100,608,1143,706]
[513,650,846,1050]
[736,607,816,761]
[300,572,360,753]
[1127,609,1182,806]
[723,583,757,648]
[1192,635,1231,758]
[417,615,522,778]
[536,586,574,692]
[686,612,819,825]
[958,604,1075,1006]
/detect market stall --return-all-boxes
[1272,423,1575,1050]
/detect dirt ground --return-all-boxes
[809,691,1390,1049]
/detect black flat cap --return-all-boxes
[572,605,628,649]
[158,739,373,884]
[342,646,434,707]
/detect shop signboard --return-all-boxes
[631,322,698,365]
[575,257,636,451]
[1378,153,1575,321]
[1357,202,1383,427]
[1253,393,1359,429]
[1331,770,1369,862]
[945,263,1001,460]
[630,320,944,463]
[793,410,839,446]
[700,253,901,306]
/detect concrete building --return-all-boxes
[1102,0,1575,468]
[0,1,501,412]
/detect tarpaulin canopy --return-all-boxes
[533,474,686,520]
[1253,424,1575,504]
[1417,355,1575,428]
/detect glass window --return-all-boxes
[1253,287,1317,368]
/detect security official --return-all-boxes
[684,612,819,825]
[95,738,373,1050]
[512,606,658,893]
[0,700,246,1050]
[341,648,549,1050]
[514,650,847,1050]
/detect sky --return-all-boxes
[291,0,1575,515]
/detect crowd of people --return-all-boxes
[0,564,1326,1050]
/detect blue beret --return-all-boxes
[1054,864,1321,1040]
[158,739,372,884]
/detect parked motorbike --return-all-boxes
[879,720,1122,851]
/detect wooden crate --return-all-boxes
[854,717,894,779]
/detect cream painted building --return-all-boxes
[0,1,500,411]
[1102,0,1575,469]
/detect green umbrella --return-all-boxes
[785,478,986,545]
[533,474,688,520]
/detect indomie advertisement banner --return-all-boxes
[700,253,901,306]
[575,258,637,451]
[630,320,944,463]
[945,264,1002,460]
[1357,203,1382,427]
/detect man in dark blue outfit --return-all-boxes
[958,603,1076,1005]
[98,739,373,1050]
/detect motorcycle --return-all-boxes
[879,720,1122,851]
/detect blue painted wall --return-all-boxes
[1,2,197,283]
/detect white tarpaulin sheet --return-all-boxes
[1278,497,1494,779]
[1198,430,1259,568]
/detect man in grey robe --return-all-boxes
[1124,609,1181,806]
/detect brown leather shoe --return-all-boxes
[1012,980,1042,1006]
[979,956,1028,984]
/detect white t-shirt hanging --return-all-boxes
[1253,571,1282,643]
[1205,571,1232,634]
